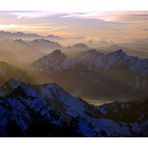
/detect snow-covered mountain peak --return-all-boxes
[78,49,104,60]
[0,78,38,98]
[32,50,75,72]
[32,48,148,79]
[36,50,66,66]
[0,78,147,136]
[104,49,130,68]
[2,79,71,102]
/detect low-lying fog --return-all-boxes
[0,37,148,67]
[0,35,148,105]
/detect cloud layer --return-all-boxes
[0,11,147,42]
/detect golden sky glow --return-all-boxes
[0,11,148,42]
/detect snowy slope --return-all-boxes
[0,79,147,136]
[30,49,148,102]
[77,49,148,74]
[32,48,148,75]
[32,50,74,73]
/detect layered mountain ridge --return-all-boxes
[0,78,147,137]
[33,49,148,74]
[30,49,148,102]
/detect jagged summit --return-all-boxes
[80,49,126,58]
[0,78,69,99]
[35,49,66,65]
[0,78,32,97]
[78,49,103,61]
[32,48,148,74]
[0,77,147,136]
[49,49,65,56]
[32,49,75,72]
[80,49,105,56]
[109,49,126,56]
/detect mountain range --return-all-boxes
[0,38,62,65]
[0,47,148,103]
[0,31,62,40]
[30,49,148,102]
[0,78,147,137]
[32,48,148,74]
[0,39,147,136]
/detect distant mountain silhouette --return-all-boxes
[30,49,148,102]
[0,31,61,39]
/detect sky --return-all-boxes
[0,0,147,11]
[0,0,147,42]
[0,11,148,43]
